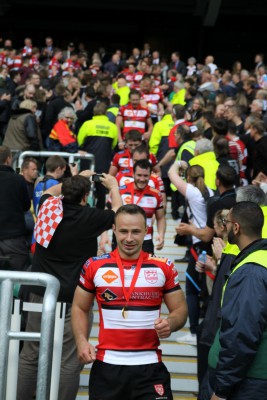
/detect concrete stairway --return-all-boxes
[76,200,198,399]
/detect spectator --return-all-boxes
[21,157,39,246]
[0,88,11,141]
[208,201,267,400]
[41,83,73,141]
[189,138,219,191]
[250,118,267,179]
[169,51,187,77]
[32,155,67,215]
[77,102,118,209]
[3,99,43,151]
[169,161,214,345]
[0,145,30,271]
[47,106,79,153]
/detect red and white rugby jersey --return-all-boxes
[116,171,165,194]
[119,182,163,240]
[22,46,32,57]
[29,56,39,70]
[111,149,158,173]
[48,57,61,77]
[111,149,132,171]
[10,56,22,71]
[0,54,12,69]
[153,77,161,87]
[121,69,135,85]
[133,71,145,85]
[62,59,80,72]
[140,87,164,116]
[118,103,150,138]
[78,249,181,365]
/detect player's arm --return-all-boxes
[100,174,122,212]
[108,165,119,176]
[155,207,166,250]
[157,149,176,167]
[116,115,124,147]
[143,117,153,141]
[152,163,161,176]
[155,290,188,338]
[71,287,96,364]
[176,223,215,243]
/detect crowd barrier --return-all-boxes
[0,271,67,400]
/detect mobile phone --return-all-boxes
[92,174,104,182]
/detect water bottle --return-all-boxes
[196,250,207,272]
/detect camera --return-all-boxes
[92,174,104,182]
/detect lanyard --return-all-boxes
[115,250,143,318]
[130,184,148,206]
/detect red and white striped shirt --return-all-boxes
[140,87,164,116]
[118,104,151,138]
[79,249,180,365]
[116,171,165,194]
[119,182,163,240]
[111,149,158,172]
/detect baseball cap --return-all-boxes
[68,42,75,48]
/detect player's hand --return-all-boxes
[99,232,111,254]
[155,234,164,250]
[154,317,171,339]
[118,141,125,150]
[77,341,96,364]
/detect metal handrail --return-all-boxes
[0,271,60,400]
[17,151,95,169]
[16,150,96,206]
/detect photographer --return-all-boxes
[17,171,122,400]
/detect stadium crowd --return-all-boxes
[1,35,267,400]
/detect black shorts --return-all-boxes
[89,359,173,400]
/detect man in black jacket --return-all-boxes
[0,145,30,270]
[17,171,122,400]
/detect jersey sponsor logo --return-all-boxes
[131,290,160,300]
[119,185,127,189]
[148,255,167,262]
[145,197,156,205]
[154,384,164,396]
[124,109,147,117]
[144,270,158,284]
[121,177,133,185]
[102,270,118,284]
[92,254,111,261]
[123,195,132,204]
[101,289,117,301]
[120,159,130,167]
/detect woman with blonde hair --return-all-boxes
[168,161,214,345]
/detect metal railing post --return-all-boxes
[0,271,60,400]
